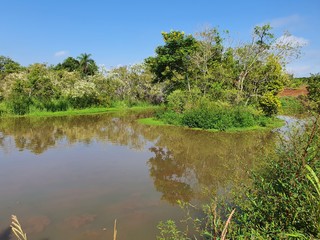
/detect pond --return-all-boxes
[0,111,275,240]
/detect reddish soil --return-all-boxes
[279,86,308,97]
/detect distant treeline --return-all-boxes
[0,24,319,117]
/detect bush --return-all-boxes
[7,95,31,115]
[155,109,182,125]
[307,73,320,110]
[259,92,281,116]
[232,107,256,127]
[181,105,260,130]
[235,118,320,238]
[167,89,202,113]
[167,90,187,113]
[43,98,69,112]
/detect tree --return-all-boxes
[55,57,80,72]
[77,53,98,76]
[190,27,237,98]
[0,56,23,80]
[146,31,198,93]
[234,24,275,101]
[234,24,300,104]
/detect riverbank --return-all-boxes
[0,105,161,118]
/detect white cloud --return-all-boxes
[269,14,302,29]
[276,34,309,48]
[54,50,68,57]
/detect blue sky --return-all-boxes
[1,0,319,77]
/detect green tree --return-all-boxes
[190,28,238,99]
[77,53,98,76]
[0,56,23,80]
[55,57,80,72]
[234,24,299,104]
[234,24,275,101]
[146,31,198,93]
[26,64,56,102]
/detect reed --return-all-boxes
[220,209,235,240]
[10,215,27,240]
[113,219,117,240]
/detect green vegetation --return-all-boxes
[280,96,306,116]
[307,73,320,110]
[139,114,284,132]
[0,105,159,118]
[0,24,317,131]
[157,116,320,239]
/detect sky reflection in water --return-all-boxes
[0,112,274,239]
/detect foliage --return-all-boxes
[54,53,98,76]
[7,80,31,115]
[181,105,262,130]
[259,92,281,116]
[0,56,162,115]
[157,220,185,240]
[166,90,187,113]
[54,56,80,72]
[306,164,320,198]
[234,116,320,238]
[280,96,305,116]
[77,53,98,76]
[157,116,320,239]
[146,30,198,93]
[0,25,307,117]
[155,109,182,125]
[0,56,23,80]
[307,73,320,108]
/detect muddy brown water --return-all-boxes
[0,111,275,239]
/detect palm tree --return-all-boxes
[77,53,98,76]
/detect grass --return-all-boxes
[279,96,306,116]
[138,116,285,132]
[0,105,160,118]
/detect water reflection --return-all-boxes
[0,112,153,154]
[0,112,274,202]
[146,126,274,203]
[148,146,194,204]
[0,112,275,239]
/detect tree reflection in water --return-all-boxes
[148,146,193,204]
[0,111,275,204]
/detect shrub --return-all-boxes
[7,95,31,115]
[307,73,320,109]
[235,117,320,238]
[259,92,281,116]
[155,109,182,125]
[181,105,260,130]
[43,98,70,112]
[232,107,256,127]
